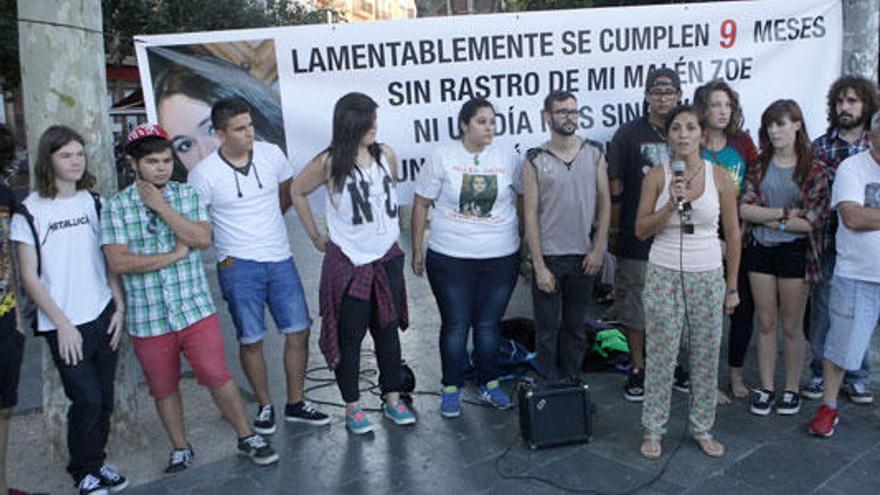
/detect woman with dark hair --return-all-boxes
[740,99,830,417]
[635,105,740,460]
[10,126,128,493]
[411,98,521,417]
[149,47,286,170]
[290,92,414,434]
[693,80,758,402]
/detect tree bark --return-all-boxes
[842,0,879,80]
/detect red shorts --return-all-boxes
[131,314,232,399]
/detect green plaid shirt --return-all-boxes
[101,181,215,338]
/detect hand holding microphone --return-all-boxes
[670,160,691,213]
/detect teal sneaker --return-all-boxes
[440,386,461,418]
[479,380,512,409]
[345,408,375,434]
[384,400,417,425]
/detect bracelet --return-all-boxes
[779,222,786,232]
[726,288,738,295]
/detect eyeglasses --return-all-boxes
[649,89,679,100]
[551,109,579,118]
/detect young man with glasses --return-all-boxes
[102,124,278,472]
[523,90,611,380]
[188,97,329,435]
[607,67,686,402]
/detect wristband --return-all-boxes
[779,222,786,232]
[726,288,738,295]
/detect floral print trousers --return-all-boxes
[641,263,725,436]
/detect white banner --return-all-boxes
[135,0,842,203]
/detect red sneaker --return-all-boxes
[809,405,839,437]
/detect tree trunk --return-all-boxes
[842,0,879,80]
[17,0,144,460]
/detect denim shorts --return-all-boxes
[217,256,312,344]
[824,274,880,371]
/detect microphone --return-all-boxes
[670,160,691,213]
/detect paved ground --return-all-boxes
[12,217,880,494]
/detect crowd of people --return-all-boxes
[0,68,879,494]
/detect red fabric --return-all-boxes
[131,314,232,398]
[319,241,408,369]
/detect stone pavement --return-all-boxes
[14,217,880,494]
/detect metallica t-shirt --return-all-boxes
[10,190,112,332]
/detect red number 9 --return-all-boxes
[720,19,737,48]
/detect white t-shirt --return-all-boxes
[326,157,400,266]
[189,142,294,262]
[832,150,880,283]
[415,141,521,259]
[10,191,112,332]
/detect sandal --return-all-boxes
[692,431,725,458]
[640,433,662,460]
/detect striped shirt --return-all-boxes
[101,181,215,338]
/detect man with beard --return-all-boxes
[102,124,278,472]
[607,68,687,401]
[803,76,879,404]
[523,90,611,380]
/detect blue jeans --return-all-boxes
[809,253,869,384]
[426,249,519,388]
[217,257,312,344]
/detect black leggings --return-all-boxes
[334,257,404,403]
[727,260,754,368]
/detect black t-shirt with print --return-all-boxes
[607,116,672,261]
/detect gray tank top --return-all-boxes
[752,161,806,246]
[529,139,602,256]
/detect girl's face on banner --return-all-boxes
[158,93,220,170]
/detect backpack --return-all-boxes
[16,191,102,332]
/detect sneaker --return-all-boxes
[845,382,874,405]
[440,386,461,418]
[479,380,512,409]
[164,444,195,474]
[776,391,801,415]
[75,474,109,495]
[809,404,839,437]
[253,404,276,435]
[384,400,417,425]
[624,370,644,402]
[750,388,774,416]
[98,463,129,493]
[237,434,279,466]
[284,401,331,425]
[673,366,690,393]
[801,376,824,400]
[346,408,375,434]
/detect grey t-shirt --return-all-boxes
[753,161,806,246]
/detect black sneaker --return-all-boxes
[776,390,801,415]
[237,434,279,466]
[284,401,331,425]
[624,370,645,402]
[98,463,129,493]
[75,474,109,495]
[801,375,824,400]
[845,382,874,405]
[673,366,690,393]
[165,444,195,474]
[750,388,774,416]
[254,404,276,435]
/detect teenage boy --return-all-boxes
[102,124,278,472]
[189,97,328,434]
